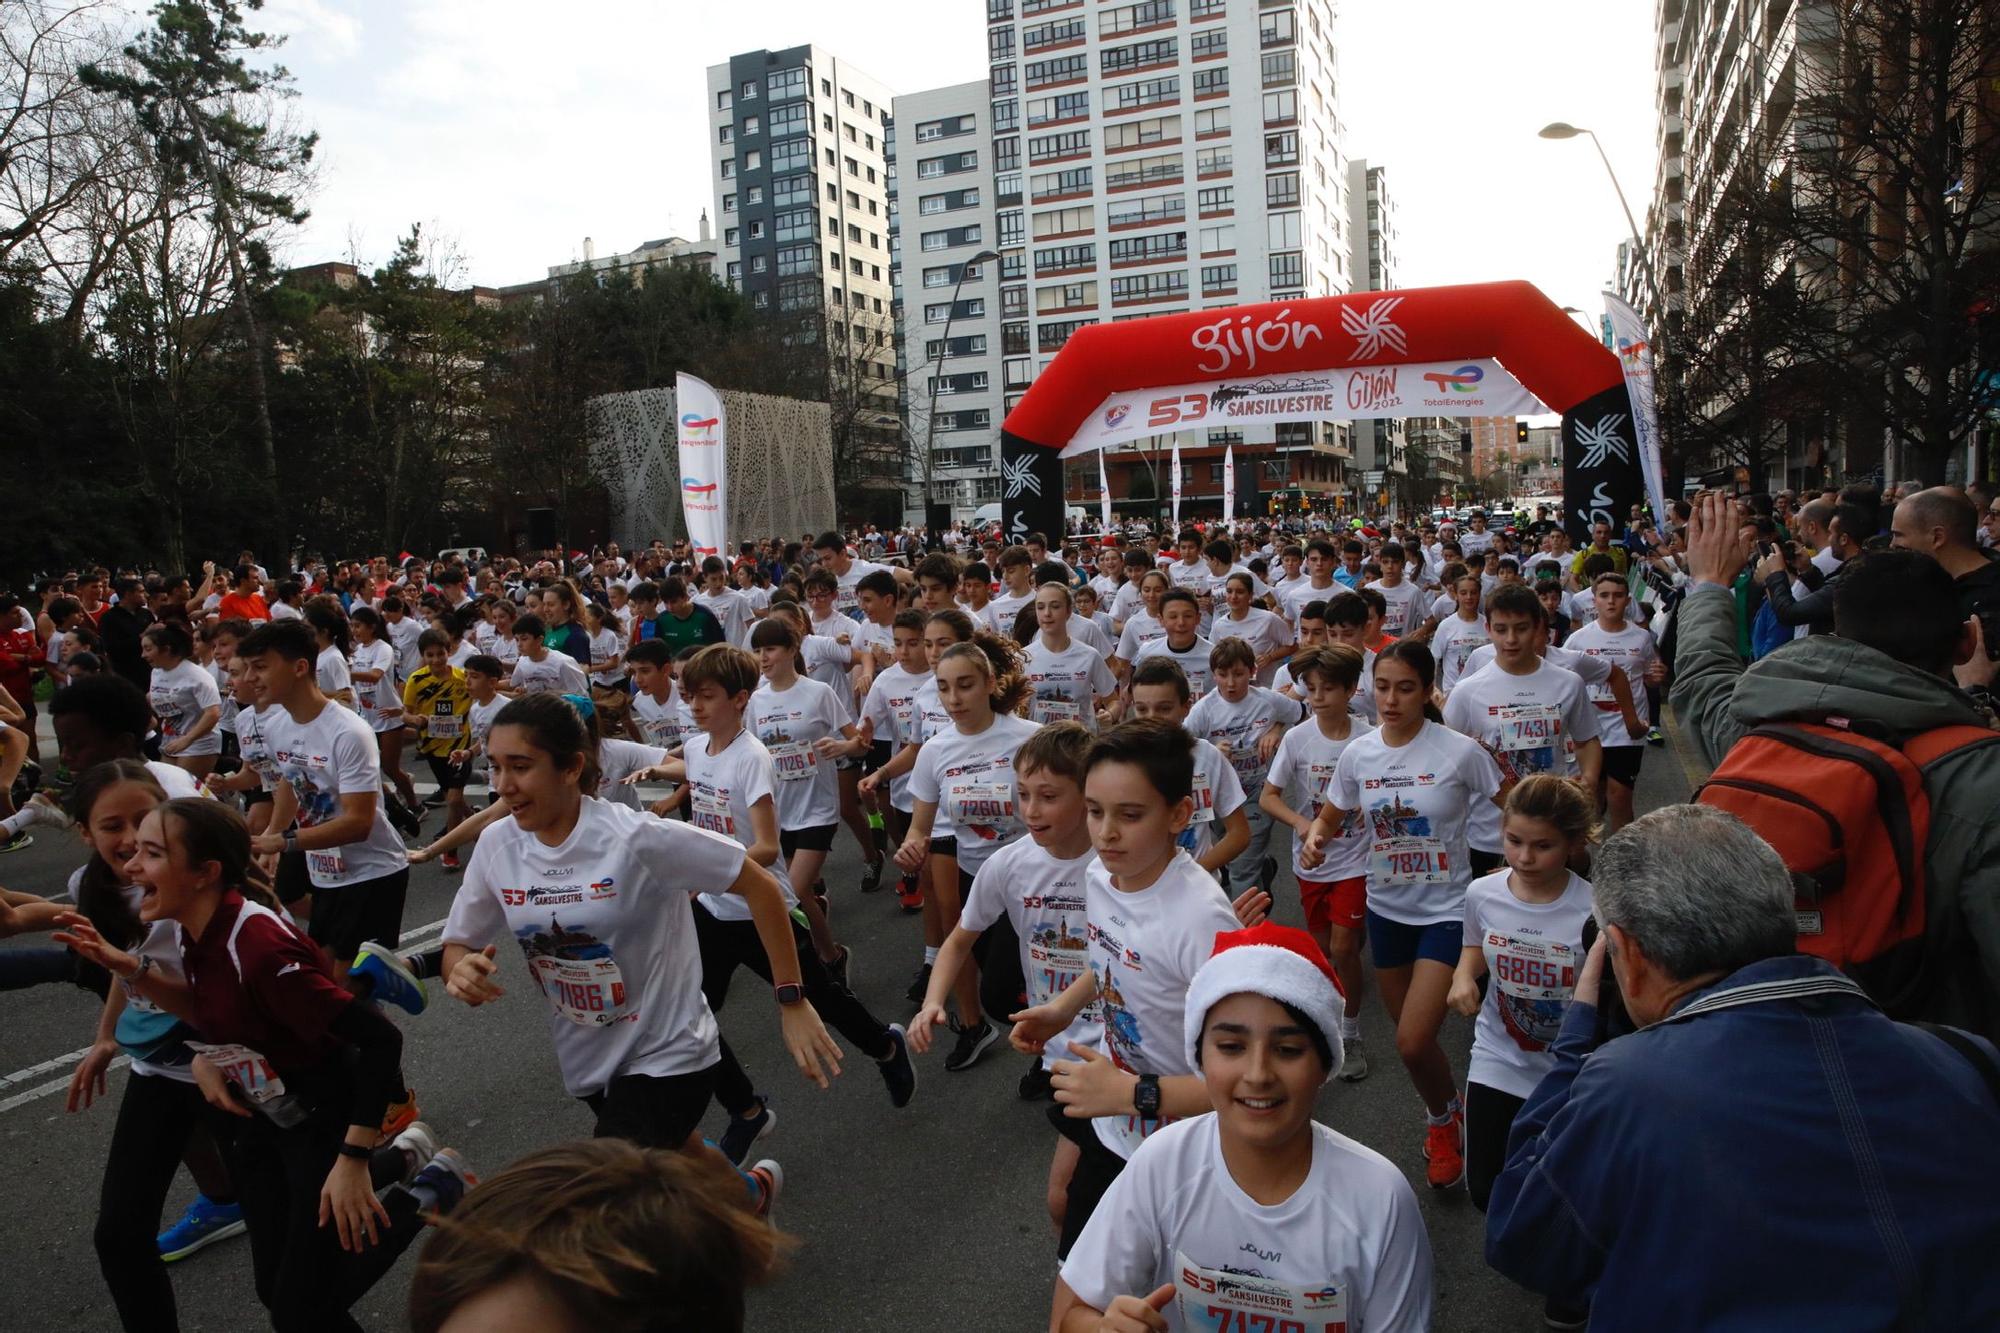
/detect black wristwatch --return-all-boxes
[773,982,805,1007]
[1133,1073,1162,1119]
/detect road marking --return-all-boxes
[1,914,451,1112]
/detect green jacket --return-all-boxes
[1670,584,2000,1038]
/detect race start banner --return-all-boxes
[674,372,728,558]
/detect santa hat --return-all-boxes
[1183,923,1347,1084]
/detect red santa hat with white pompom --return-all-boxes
[1183,922,1348,1084]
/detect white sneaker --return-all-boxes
[391,1120,439,1183]
[1338,1036,1370,1082]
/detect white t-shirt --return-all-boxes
[693,587,755,645]
[144,758,203,798]
[1211,607,1292,686]
[750,676,848,829]
[1185,686,1302,800]
[1115,611,1167,662]
[1044,616,1115,660]
[1329,720,1498,924]
[1564,621,1657,746]
[1062,1116,1435,1333]
[1445,659,1598,854]
[1266,716,1373,882]
[908,712,1040,872]
[961,838,1102,1070]
[466,695,507,785]
[861,664,930,811]
[446,798,745,1097]
[315,645,352,702]
[594,737,668,810]
[264,701,409,888]
[681,728,797,922]
[384,616,425,677]
[270,601,303,621]
[800,634,855,716]
[149,659,223,756]
[587,628,624,687]
[510,650,588,697]
[1463,869,1596,1100]
[1024,637,1116,730]
[1177,737,1247,863]
[984,586,1036,639]
[1366,579,1427,638]
[1432,613,1492,695]
[349,639,400,732]
[831,558,893,620]
[1086,851,1238,1159]
[630,687,685,751]
[1134,635,1215,701]
[1111,581,1147,628]
[1282,580,1342,630]
[1460,528,1496,557]
[230,708,280,792]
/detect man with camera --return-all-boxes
[1485,804,2000,1328]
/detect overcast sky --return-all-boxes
[253,0,1657,317]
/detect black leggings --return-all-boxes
[693,900,893,1118]
[219,1090,422,1332]
[96,1072,206,1333]
[1465,1079,1527,1213]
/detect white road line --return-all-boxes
[0,914,452,1110]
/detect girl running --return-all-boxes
[303,601,355,709]
[348,607,419,816]
[1023,583,1118,731]
[142,624,223,780]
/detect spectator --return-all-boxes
[1486,804,2000,1327]
[1793,497,1840,575]
[1671,493,2000,1034]
[96,575,155,693]
[1757,501,1870,636]
[1890,486,2000,626]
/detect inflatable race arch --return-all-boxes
[998,280,1646,543]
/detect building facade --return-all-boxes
[546,222,719,285]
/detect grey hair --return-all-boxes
[1592,805,1796,982]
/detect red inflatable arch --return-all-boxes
[998,280,1643,543]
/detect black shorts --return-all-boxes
[866,740,893,774]
[1048,1104,1132,1259]
[581,1065,719,1151]
[306,867,411,967]
[929,836,958,858]
[424,754,472,791]
[1601,745,1644,787]
[779,823,837,856]
[274,848,310,906]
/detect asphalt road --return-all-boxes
[0,728,1697,1332]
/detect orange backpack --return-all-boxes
[1696,719,2000,1019]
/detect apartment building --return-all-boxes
[982,0,1356,523]
[1345,156,1406,513]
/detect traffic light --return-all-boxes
[1515,420,1529,445]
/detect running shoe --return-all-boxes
[1338,1036,1370,1082]
[748,1158,783,1221]
[943,1019,998,1073]
[905,962,932,1005]
[1543,1295,1591,1330]
[351,941,428,1017]
[896,874,923,913]
[1018,1058,1054,1101]
[23,792,72,830]
[859,857,884,894]
[0,832,31,853]
[879,1024,918,1107]
[439,852,462,872]
[157,1194,246,1262]
[1646,726,1664,747]
[422,792,448,808]
[391,1120,439,1182]
[1423,1112,1465,1190]
[718,1097,776,1166]
[410,1148,477,1222]
[825,945,851,990]
[379,1091,420,1142]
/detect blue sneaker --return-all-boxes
[158,1194,245,1262]
[351,941,427,1016]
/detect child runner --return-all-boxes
[1562,573,1661,833]
[1126,659,1250,879]
[1110,569,1171,685]
[1214,572,1295,687]
[857,609,932,913]
[1432,572,1492,697]
[1301,640,1502,1191]
[1006,720,1239,1260]
[1447,775,1596,1329]
[1023,583,1119,731]
[1261,644,1375,1080]
[348,607,421,817]
[401,629,474,869]
[1186,637,1301,896]
[1131,590,1214,702]
[303,601,356,710]
[623,639,685,751]
[1053,922,1435,1332]
[142,623,223,780]
[505,613,588,697]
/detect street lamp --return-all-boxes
[1538,123,1645,258]
[920,248,1001,523]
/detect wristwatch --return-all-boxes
[773,982,805,1007]
[283,829,300,854]
[1133,1073,1162,1119]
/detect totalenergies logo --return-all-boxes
[680,412,719,439]
[682,476,718,495]
[1616,336,1649,370]
[1421,364,1484,394]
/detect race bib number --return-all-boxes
[428,715,464,739]
[640,716,681,748]
[691,787,735,837]
[307,849,348,879]
[769,740,817,782]
[187,1041,287,1104]
[1026,930,1090,1010]
[1304,761,1338,819]
[946,780,1015,832]
[1188,769,1216,824]
[1495,703,1562,751]
[1031,693,1083,725]
[524,952,630,1027]
[1369,835,1452,886]
[1174,1251,1348,1332]
[1489,933,1577,1051]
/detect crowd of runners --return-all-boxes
[2,478,1998,1331]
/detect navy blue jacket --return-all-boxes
[1486,955,2000,1330]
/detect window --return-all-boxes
[921,225,983,251]
[850,257,864,276]
[739,79,758,99]
[1036,280,1098,310]
[746,186,763,204]
[725,227,742,248]
[1193,67,1228,97]
[717,90,732,111]
[770,137,811,172]
[919,187,982,214]
[1102,115,1180,151]
[743,115,760,136]
[726,260,742,285]
[750,255,768,273]
[1101,37,1176,74]
[1039,318,1093,352]
[769,103,807,135]
[1105,76,1178,112]
[995,135,1021,172]
[1201,262,1237,294]
[923,297,987,322]
[1266,171,1299,207]
[1026,54,1089,89]
[1108,230,1186,263]
[845,123,857,141]
[1199,223,1235,252]
[720,158,735,178]
[1002,285,1028,317]
[774,173,812,207]
[776,208,815,242]
[1259,8,1295,46]
[1032,166,1093,199]
[991,63,1018,96]
[776,243,817,276]
[1267,210,1301,248]
[1027,91,1091,126]
[1260,51,1295,88]
[821,76,832,96]
[1033,205,1095,238]
[1005,356,1033,387]
[766,67,806,100]
[917,151,979,178]
[1028,129,1090,162]
[916,114,977,141]
[719,125,734,144]
[743,150,761,171]
[1003,321,1031,353]
[723,193,738,213]
[933,409,992,433]
[1104,151,1180,190]
[992,98,1019,132]
[989,25,1016,61]
[1101,0,1175,34]
[998,209,1025,245]
[847,224,862,243]
[1033,242,1096,272]
[1197,185,1232,213]
[1196,145,1233,176]
[1024,17,1087,49]
[925,336,989,361]
[930,372,991,396]
[1262,89,1298,125]
[1269,252,1303,288]
[1264,130,1298,166]
[1110,271,1187,303]
[844,90,855,107]
[1191,0,1224,15]
[1108,193,1184,228]
[1191,26,1226,58]
[922,261,984,288]
[753,290,770,308]
[1194,106,1230,137]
